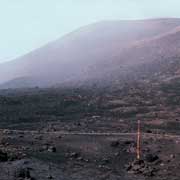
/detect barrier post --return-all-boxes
[137,120,141,160]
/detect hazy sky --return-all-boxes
[0,0,180,63]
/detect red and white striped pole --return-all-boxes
[136,120,141,160]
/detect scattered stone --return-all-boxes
[114,152,120,157]
[1,138,9,146]
[126,159,158,177]
[170,154,175,159]
[124,140,132,145]
[34,135,43,140]
[126,146,136,153]
[145,154,159,163]
[160,163,165,167]
[19,135,24,138]
[146,130,153,133]
[142,166,156,177]
[101,158,110,165]
[47,175,54,179]
[58,135,62,139]
[125,164,132,171]
[77,156,83,161]
[15,167,32,179]
[41,144,49,151]
[110,140,119,147]
[84,159,90,163]
[69,152,79,158]
[75,122,81,126]
[8,153,18,161]
[48,146,56,153]
[3,129,13,135]
[0,150,8,162]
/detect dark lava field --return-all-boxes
[0,67,180,180]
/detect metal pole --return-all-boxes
[137,120,141,160]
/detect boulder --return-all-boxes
[15,167,33,179]
[126,159,158,177]
[48,146,56,153]
[145,154,159,163]
[0,150,8,162]
[70,152,79,158]
[110,140,119,147]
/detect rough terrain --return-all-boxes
[0,71,180,180]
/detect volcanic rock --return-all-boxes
[0,150,8,162]
[110,140,119,147]
[145,154,159,163]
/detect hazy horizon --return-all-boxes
[1,0,180,63]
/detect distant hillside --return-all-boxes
[1,18,180,89]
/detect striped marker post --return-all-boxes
[137,120,141,160]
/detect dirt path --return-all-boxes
[1,128,180,140]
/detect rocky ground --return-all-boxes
[0,129,180,180]
[0,67,180,180]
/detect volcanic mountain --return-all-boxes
[1,18,180,89]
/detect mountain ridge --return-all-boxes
[1,18,180,89]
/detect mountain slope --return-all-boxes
[1,18,180,88]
